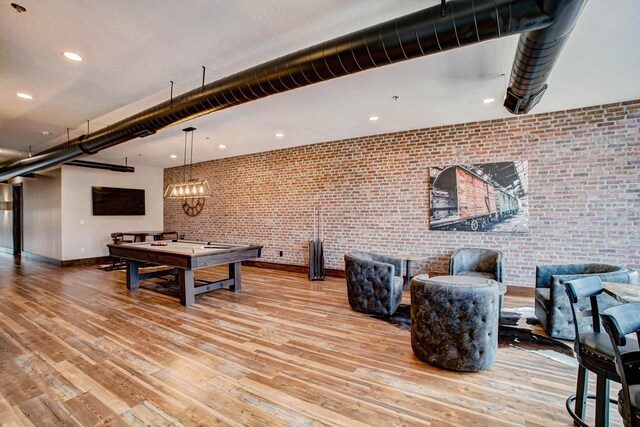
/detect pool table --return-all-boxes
[107,240,262,306]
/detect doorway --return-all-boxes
[12,183,22,255]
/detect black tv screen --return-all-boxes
[92,187,145,216]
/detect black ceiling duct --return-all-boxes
[0,0,585,182]
[504,0,586,114]
[66,160,135,173]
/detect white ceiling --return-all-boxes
[1,0,639,169]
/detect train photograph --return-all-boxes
[429,161,528,233]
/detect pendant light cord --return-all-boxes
[183,130,188,183]
[189,131,194,181]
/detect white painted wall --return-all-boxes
[18,170,63,260]
[0,184,12,250]
[61,164,164,260]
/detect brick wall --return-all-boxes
[164,100,640,287]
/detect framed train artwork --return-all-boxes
[429,161,528,233]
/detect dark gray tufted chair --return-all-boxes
[449,247,504,282]
[411,275,499,372]
[344,252,404,316]
[535,264,638,339]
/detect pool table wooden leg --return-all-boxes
[229,262,242,292]
[126,260,139,290]
[179,270,195,306]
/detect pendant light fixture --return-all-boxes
[164,127,211,200]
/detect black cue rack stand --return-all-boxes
[309,205,325,281]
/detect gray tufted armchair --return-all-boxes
[411,275,499,371]
[535,263,638,339]
[449,248,504,283]
[344,252,404,316]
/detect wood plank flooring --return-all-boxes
[0,254,624,426]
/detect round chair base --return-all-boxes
[566,394,618,427]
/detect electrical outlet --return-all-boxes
[279,251,283,257]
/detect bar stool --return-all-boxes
[601,303,640,427]
[564,276,638,426]
[110,232,133,267]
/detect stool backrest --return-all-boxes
[564,276,604,351]
[601,302,640,427]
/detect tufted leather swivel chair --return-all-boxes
[536,263,638,339]
[449,247,504,282]
[411,275,499,371]
[344,252,404,316]
[602,303,640,427]
[564,276,639,427]
[450,247,505,314]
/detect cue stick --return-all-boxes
[319,206,324,277]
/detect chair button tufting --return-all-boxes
[410,275,499,372]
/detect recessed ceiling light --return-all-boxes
[218,144,226,149]
[40,131,51,136]
[170,154,177,159]
[275,132,284,138]
[482,98,496,104]
[63,51,83,62]
[17,92,33,100]
[369,116,379,121]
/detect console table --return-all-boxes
[122,230,179,242]
[396,255,425,289]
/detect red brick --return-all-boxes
[164,100,640,287]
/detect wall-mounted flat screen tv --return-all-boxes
[92,186,145,216]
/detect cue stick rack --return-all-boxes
[309,205,325,281]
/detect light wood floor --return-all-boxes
[0,254,624,426]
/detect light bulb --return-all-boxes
[199,185,204,194]
[185,186,190,195]
[172,187,177,196]
[192,185,197,194]
[178,187,184,195]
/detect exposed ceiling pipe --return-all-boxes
[66,159,135,173]
[504,0,586,114]
[0,0,583,182]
